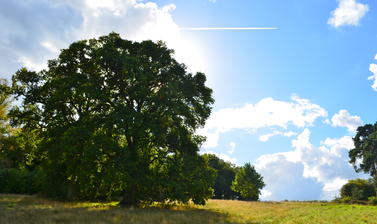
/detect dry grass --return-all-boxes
[1,194,377,224]
[202,200,377,224]
[0,194,231,224]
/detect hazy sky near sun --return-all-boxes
[1,0,377,201]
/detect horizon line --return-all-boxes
[180,27,278,31]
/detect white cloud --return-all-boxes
[181,27,278,31]
[202,150,237,164]
[260,189,272,199]
[0,0,207,79]
[256,129,366,201]
[331,109,363,132]
[198,95,327,148]
[323,118,331,125]
[328,0,369,27]
[256,153,324,201]
[228,142,236,154]
[41,42,60,54]
[16,56,47,72]
[259,131,297,142]
[201,142,237,164]
[322,177,348,199]
[84,0,115,9]
[369,55,377,91]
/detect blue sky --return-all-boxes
[1,0,377,201]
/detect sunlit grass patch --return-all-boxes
[0,194,231,224]
[2,194,377,224]
[70,201,119,210]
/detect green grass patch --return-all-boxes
[1,194,377,224]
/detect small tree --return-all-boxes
[231,163,265,201]
[203,154,239,199]
[340,179,376,201]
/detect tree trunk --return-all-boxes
[120,136,140,207]
[66,182,77,200]
[120,187,139,207]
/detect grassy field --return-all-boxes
[1,194,377,224]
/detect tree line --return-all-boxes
[3,32,377,205]
[0,33,264,206]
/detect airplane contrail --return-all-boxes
[180,27,278,31]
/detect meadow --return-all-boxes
[1,194,377,224]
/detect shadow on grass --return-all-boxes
[0,194,249,224]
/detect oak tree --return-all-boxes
[10,33,215,206]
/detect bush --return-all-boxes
[339,196,352,203]
[332,196,370,205]
[340,179,376,201]
[0,168,44,194]
[368,196,377,205]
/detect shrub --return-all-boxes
[0,168,44,194]
[332,196,370,205]
[340,179,376,201]
[340,196,352,203]
[368,196,377,205]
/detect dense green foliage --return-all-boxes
[339,179,376,202]
[5,33,216,206]
[0,83,43,194]
[0,79,11,137]
[349,123,377,177]
[0,79,11,168]
[0,129,41,170]
[0,169,43,194]
[202,154,239,199]
[231,163,265,201]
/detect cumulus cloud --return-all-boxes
[331,109,363,132]
[0,0,206,78]
[328,0,369,27]
[368,55,377,91]
[256,153,324,201]
[321,177,348,199]
[198,95,327,148]
[259,131,297,142]
[256,129,366,201]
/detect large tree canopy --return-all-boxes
[10,33,215,206]
[349,123,377,177]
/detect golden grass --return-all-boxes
[201,200,377,224]
[1,194,377,224]
[0,194,230,224]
